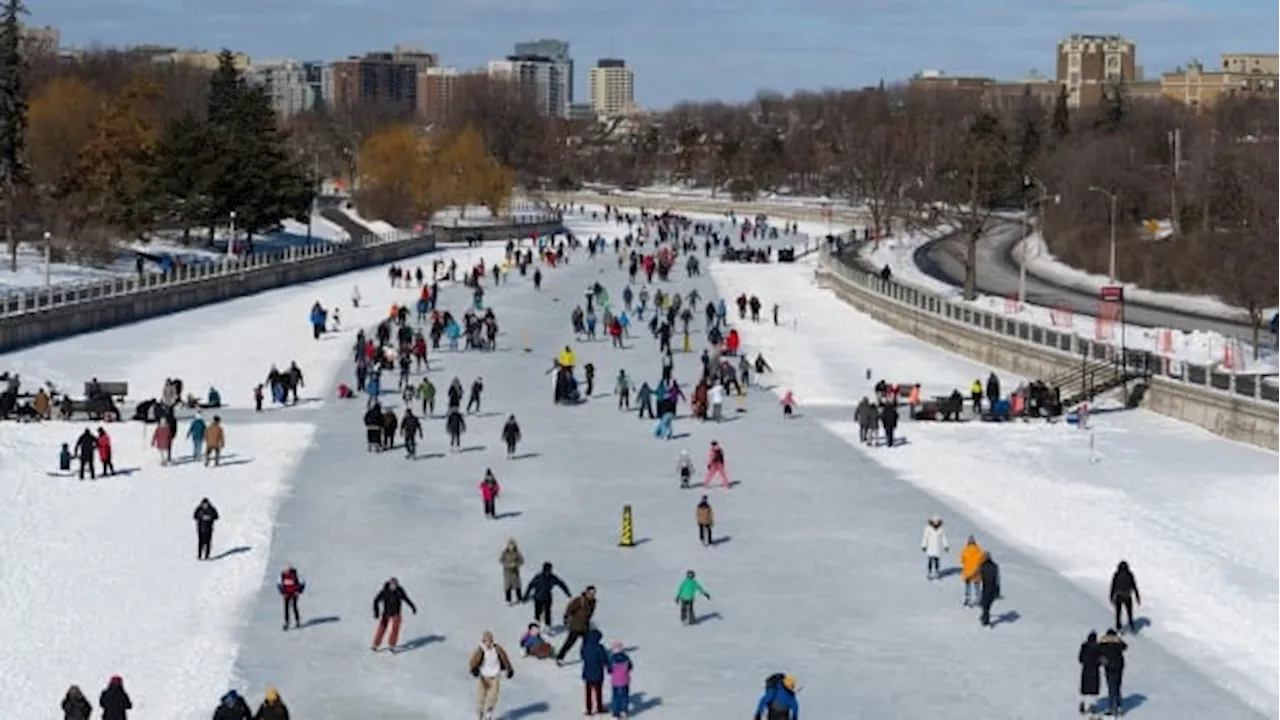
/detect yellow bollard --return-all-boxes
[682,332,692,354]
[619,505,635,547]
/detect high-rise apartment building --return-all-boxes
[18,24,59,55]
[1055,34,1136,108]
[514,39,573,104]
[302,61,327,110]
[329,51,421,109]
[488,54,571,118]
[588,58,634,118]
[247,59,309,119]
[417,66,463,121]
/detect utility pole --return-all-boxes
[1168,128,1182,239]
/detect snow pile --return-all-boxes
[336,206,401,237]
[711,256,1279,716]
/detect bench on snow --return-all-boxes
[86,381,129,400]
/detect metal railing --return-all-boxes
[0,212,562,320]
[819,251,1279,405]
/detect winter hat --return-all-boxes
[264,688,279,702]
[109,675,122,685]
[611,640,623,652]
[783,675,797,691]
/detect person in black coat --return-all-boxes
[193,498,219,560]
[99,676,132,720]
[524,562,571,628]
[1096,629,1128,716]
[1108,561,1141,634]
[1078,630,1101,715]
[363,403,383,452]
[445,408,466,450]
[212,690,252,720]
[880,403,900,448]
[501,415,522,458]
[977,552,1001,627]
[61,684,91,720]
[75,429,97,480]
[371,578,418,652]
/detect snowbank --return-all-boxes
[711,257,1280,716]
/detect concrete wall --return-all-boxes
[545,191,869,226]
[0,219,564,354]
[816,262,1279,451]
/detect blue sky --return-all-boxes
[36,0,1277,109]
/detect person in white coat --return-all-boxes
[351,284,362,308]
[921,516,950,580]
[708,382,725,422]
[677,449,693,488]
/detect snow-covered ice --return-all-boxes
[713,254,1278,717]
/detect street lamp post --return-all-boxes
[228,211,237,259]
[42,231,51,287]
[1088,186,1118,283]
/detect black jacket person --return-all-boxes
[1097,629,1128,715]
[371,578,417,651]
[1108,561,1141,633]
[446,408,466,449]
[75,429,97,480]
[524,562,570,627]
[978,552,1001,626]
[501,415,522,456]
[193,498,219,560]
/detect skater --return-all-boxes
[446,407,466,450]
[755,673,799,720]
[466,377,484,413]
[608,640,634,718]
[677,449,693,488]
[960,535,984,606]
[675,570,711,624]
[524,562,571,628]
[187,411,207,461]
[371,578,418,652]
[779,390,796,418]
[696,495,714,546]
[213,690,252,720]
[501,415,522,457]
[204,415,226,466]
[59,442,72,473]
[92,427,115,476]
[520,622,555,658]
[1079,630,1102,716]
[479,469,502,518]
[707,381,724,421]
[98,676,132,720]
[277,565,305,630]
[418,376,437,416]
[880,401,899,447]
[635,381,654,419]
[921,516,950,580]
[254,688,289,720]
[855,397,877,446]
[75,428,97,479]
[193,498,219,560]
[1108,561,1141,634]
[500,538,524,604]
[703,441,730,488]
[977,552,1001,627]
[469,630,514,720]
[556,586,598,663]
[61,685,91,720]
[401,408,422,458]
[615,370,632,410]
[580,628,608,715]
[1097,629,1128,716]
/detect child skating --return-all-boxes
[675,570,711,625]
[479,469,501,519]
[677,449,693,488]
[779,390,797,418]
[608,640,634,718]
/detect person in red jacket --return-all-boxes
[278,565,306,631]
[96,427,116,476]
[703,441,731,488]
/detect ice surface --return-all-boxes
[712,255,1278,717]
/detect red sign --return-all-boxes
[1100,286,1124,302]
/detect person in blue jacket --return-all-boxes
[579,628,609,716]
[755,673,799,720]
[309,302,326,340]
[187,412,207,461]
[205,386,222,408]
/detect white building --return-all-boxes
[487,55,570,118]
[247,58,309,119]
[588,58,634,118]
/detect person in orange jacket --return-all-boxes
[959,535,984,607]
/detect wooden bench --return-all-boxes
[86,381,129,400]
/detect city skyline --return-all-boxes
[32,0,1277,108]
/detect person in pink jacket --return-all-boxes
[779,390,797,419]
[479,469,502,519]
[151,423,173,466]
[607,640,634,718]
[703,441,730,488]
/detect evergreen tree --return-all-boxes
[1050,86,1071,143]
[0,0,29,270]
[151,112,217,241]
[1097,81,1126,133]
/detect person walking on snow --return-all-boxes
[1109,561,1141,634]
[755,673,799,720]
[61,685,91,720]
[500,539,524,604]
[696,496,715,546]
[466,377,485,413]
[615,370,632,409]
[707,381,725,422]
[418,377,436,416]
[921,516,950,580]
[1097,628,1128,716]
[579,628,609,715]
[703,441,730,488]
[401,408,423,458]
[469,630,514,720]
[187,412,207,461]
[635,381,654,419]
[213,689,252,720]
[75,428,97,479]
[193,498,219,560]
[98,675,132,720]
[1078,630,1102,716]
[501,415,522,458]
[371,578,418,652]
[204,415,226,466]
[556,586,598,664]
[524,562,571,629]
[446,407,467,450]
[677,449,693,488]
[278,565,305,630]
[608,640,634,718]
[960,535,985,606]
[95,428,115,476]
[479,469,502,519]
[977,552,1002,627]
[254,688,289,720]
[675,570,711,625]
[779,390,797,418]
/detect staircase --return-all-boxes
[1047,359,1148,407]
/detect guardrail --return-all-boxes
[545,192,870,227]
[818,252,1278,405]
[0,212,561,320]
